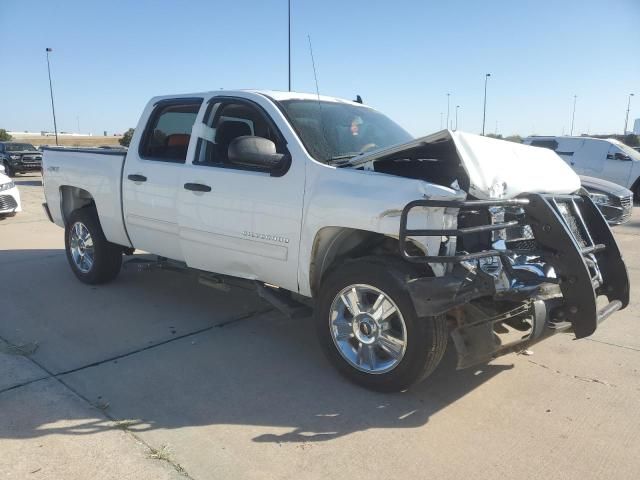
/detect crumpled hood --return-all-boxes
[351,130,581,199]
[450,131,580,198]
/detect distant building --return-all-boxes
[633,118,640,135]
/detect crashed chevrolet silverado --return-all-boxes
[41,91,630,392]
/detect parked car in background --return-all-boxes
[0,142,43,177]
[523,136,640,199]
[580,175,633,225]
[0,171,21,218]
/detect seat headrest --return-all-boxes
[215,121,252,145]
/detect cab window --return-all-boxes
[139,99,203,163]
[530,139,558,151]
[193,99,284,171]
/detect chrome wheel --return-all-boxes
[329,284,407,374]
[69,221,94,273]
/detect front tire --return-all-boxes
[3,161,15,177]
[65,207,122,284]
[315,257,448,392]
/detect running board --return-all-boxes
[122,256,312,319]
[122,256,188,273]
[255,283,312,320]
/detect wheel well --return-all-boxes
[309,227,426,297]
[59,186,95,225]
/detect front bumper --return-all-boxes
[13,161,42,172]
[399,193,630,367]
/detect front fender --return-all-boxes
[298,163,461,297]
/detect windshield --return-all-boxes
[277,100,413,163]
[5,143,37,152]
[610,140,640,161]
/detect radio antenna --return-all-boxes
[308,35,321,101]
[307,34,331,160]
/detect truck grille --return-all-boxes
[0,195,18,211]
[505,224,537,251]
[614,194,634,224]
[504,198,594,251]
[620,195,633,209]
[555,200,589,247]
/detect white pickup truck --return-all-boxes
[42,90,630,392]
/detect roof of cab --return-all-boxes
[150,90,365,106]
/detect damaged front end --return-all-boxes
[399,193,630,369]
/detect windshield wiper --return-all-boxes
[327,153,362,166]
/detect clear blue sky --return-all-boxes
[1,0,638,137]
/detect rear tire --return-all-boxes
[315,257,448,392]
[65,207,122,284]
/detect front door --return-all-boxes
[602,145,633,187]
[177,96,304,292]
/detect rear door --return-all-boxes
[555,138,583,172]
[122,97,203,261]
[177,95,305,292]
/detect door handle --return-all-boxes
[127,174,147,182]
[184,182,212,192]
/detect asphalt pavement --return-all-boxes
[1,173,639,479]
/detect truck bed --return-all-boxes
[42,147,131,247]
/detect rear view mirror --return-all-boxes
[228,136,286,170]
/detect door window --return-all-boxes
[193,100,284,171]
[529,139,558,151]
[139,99,203,163]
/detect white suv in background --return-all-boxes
[523,136,640,198]
[0,171,21,218]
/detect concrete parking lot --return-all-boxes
[1,173,639,479]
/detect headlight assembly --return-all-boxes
[9,155,20,160]
[589,192,611,206]
[0,181,15,192]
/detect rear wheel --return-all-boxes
[65,207,122,284]
[315,257,448,392]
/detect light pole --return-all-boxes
[45,48,59,146]
[446,93,450,130]
[624,93,634,135]
[482,73,491,135]
[570,95,577,136]
[455,105,460,131]
[288,0,291,91]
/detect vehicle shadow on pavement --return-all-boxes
[0,249,513,443]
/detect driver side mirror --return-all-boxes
[227,136,288,173]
